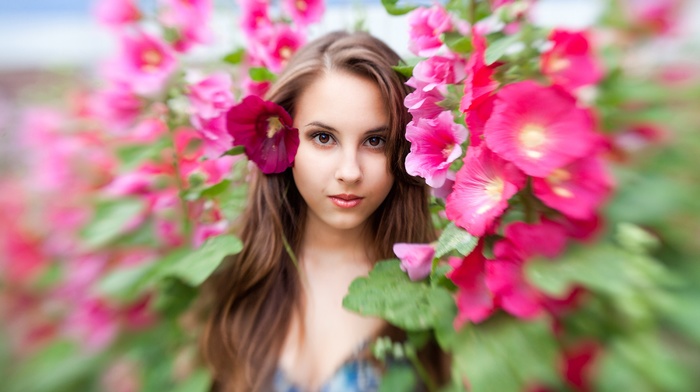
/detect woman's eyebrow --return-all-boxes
[364,126,389,136]
[304,121,388,135]
[304,121,336,131]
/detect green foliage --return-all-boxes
[222,48,245,65]
[380,0,418,15]
[378,364,418,392]
[162,234,242,286]
[248,67,276,82]
[442,32,473,54]
[484,33,522,65]
[172,369,212,392]
[343,260,455,330]
[435,222,478,258]
[80,198,146,250]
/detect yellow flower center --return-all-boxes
[476,178,505,214]
[296,0,308,11]
[267,116,283,138]
[548,56,570,73]
[279,46,293,60]
[547,168,574,198]
[519,123,547,159]
[141,49,162,72]
[442,144,455,159]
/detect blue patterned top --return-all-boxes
[272,358,383,392]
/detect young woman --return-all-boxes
[202,31,444,391]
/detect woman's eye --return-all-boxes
[313,132,333,145]
[366,136,385,148]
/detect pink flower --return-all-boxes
[412,55,467,92]
[159,0,214,52]
[191,113,234,158]
[533,155,613,220]
[447,241,495,326]
[486,220,567,319]
[194,220,229,248]
[407,5,452,56]
[445,144,526,237]
[282,0,324,26]
[393,243,435,281]
[93,0,141,28]
[239,0,271,38]
[625,0,682,34]
[484,81,599,177]
[460,32,499,112]
[248,24,305,73]
[405,111,468,188]
[465,95,495,148]
[186,72,235,120]
[405,78,445,120]
[91,83,143,130]
[225,95,299,174]
[431,170,455,200]
[64,298,119,351]
[112,30,177,96]
[241,76,271,98]
[541,29,604,91]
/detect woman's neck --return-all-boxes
[299,215,375,268]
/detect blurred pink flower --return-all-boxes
[226,95,299,174]
[533,155,613,220]
[447,241,495,326]
[186,72,235,120]
[625,0,682,34]
[159,0,214,52]
[64,298,119,351]
[484,81,598,177]
[465,95,495,148]
[239,0,271,37]
[129,118,169,143]
[111,30,177,96]
[194,220,229,248]
[412,55,467,92]
[282,0,325,26]
[541,29,604,91]
[393,243,435,281]
[241,76,271,98]
[460,32,499,112]
[445,144,526,237]
[405,111,468,188]
[91,83,143,130]
[93,0,141,28]
[405,78,445,120]
[407,5,452,56]
[249,24,305,72]
[431,170,455,200]
[191,113,233,159]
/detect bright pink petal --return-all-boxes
[541,29,604,91]
[405,111,468,188]
[407,5,452,56]
[447,242,495,326]
[282,0,325,26]
[460,32,499,112]
[393,243,435,281]
[484,81,599,177]
[503,220,568,260]
[445,144,526,237]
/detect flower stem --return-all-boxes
[166,122,192,241]
[405,345,438,392]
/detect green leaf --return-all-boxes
[222,145,245,157]
[484,34,521,65]
[152,276,199,317]
[392,64,415,78]
[442,318,559,392]
[163,234,243,286]
[200,179,232,199]
[172,368,212,392]
[443,32,473,54]
[435,222,478,258]
[249,67,276,82]
[80,198,146,249]
[222,48,245,65]
[116,139,169,170]
[343,260,455,330]
[378,364,417,392]
[381,0,418,15]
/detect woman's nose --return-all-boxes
[335,149,362,184]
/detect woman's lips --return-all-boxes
[329,194,363,208]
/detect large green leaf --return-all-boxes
[343,260,455,330]
[378,364,417,392]
[172,368,212,392]
[80,198,146,249]
[381,0,418,15]
[484,34,521,65]
[435,222,478,258]
[162,234,243,286]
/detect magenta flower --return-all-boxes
[93,0,141,28]
[405,111,468,188]
[226,95,299,174]
[486,220,567,319]
[91,83,143,130]
[239,0,271,38]
[405,77,446,120]
[407,5,453,56]
[445,144,526,237]
[112,29,177,95]
[465,95,495,148]
[484,81,599,177]
[541,29,604,91]
[191,113,234,159]
[241,76,271,98]
[393,243,435,281]
[533,155,613,220]
[186,72,235,120]
[159,0,214,52]
[460,32,499,112]
[249,23,305,72]
[282,0,324,27]
[412,55,467,92]
[447,241,495,327]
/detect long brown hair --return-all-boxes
[201,31,438,391]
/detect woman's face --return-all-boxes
[292,71,394,233]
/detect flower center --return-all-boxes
[547,168,574,198]
[548,56,570,73]
[519,123,547,159]
[267,116,283,138]
[141,49,163,72]
[476,178,505,214]
[296,0,307,11]
[442,144,455,159]
[279,46,293,60]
